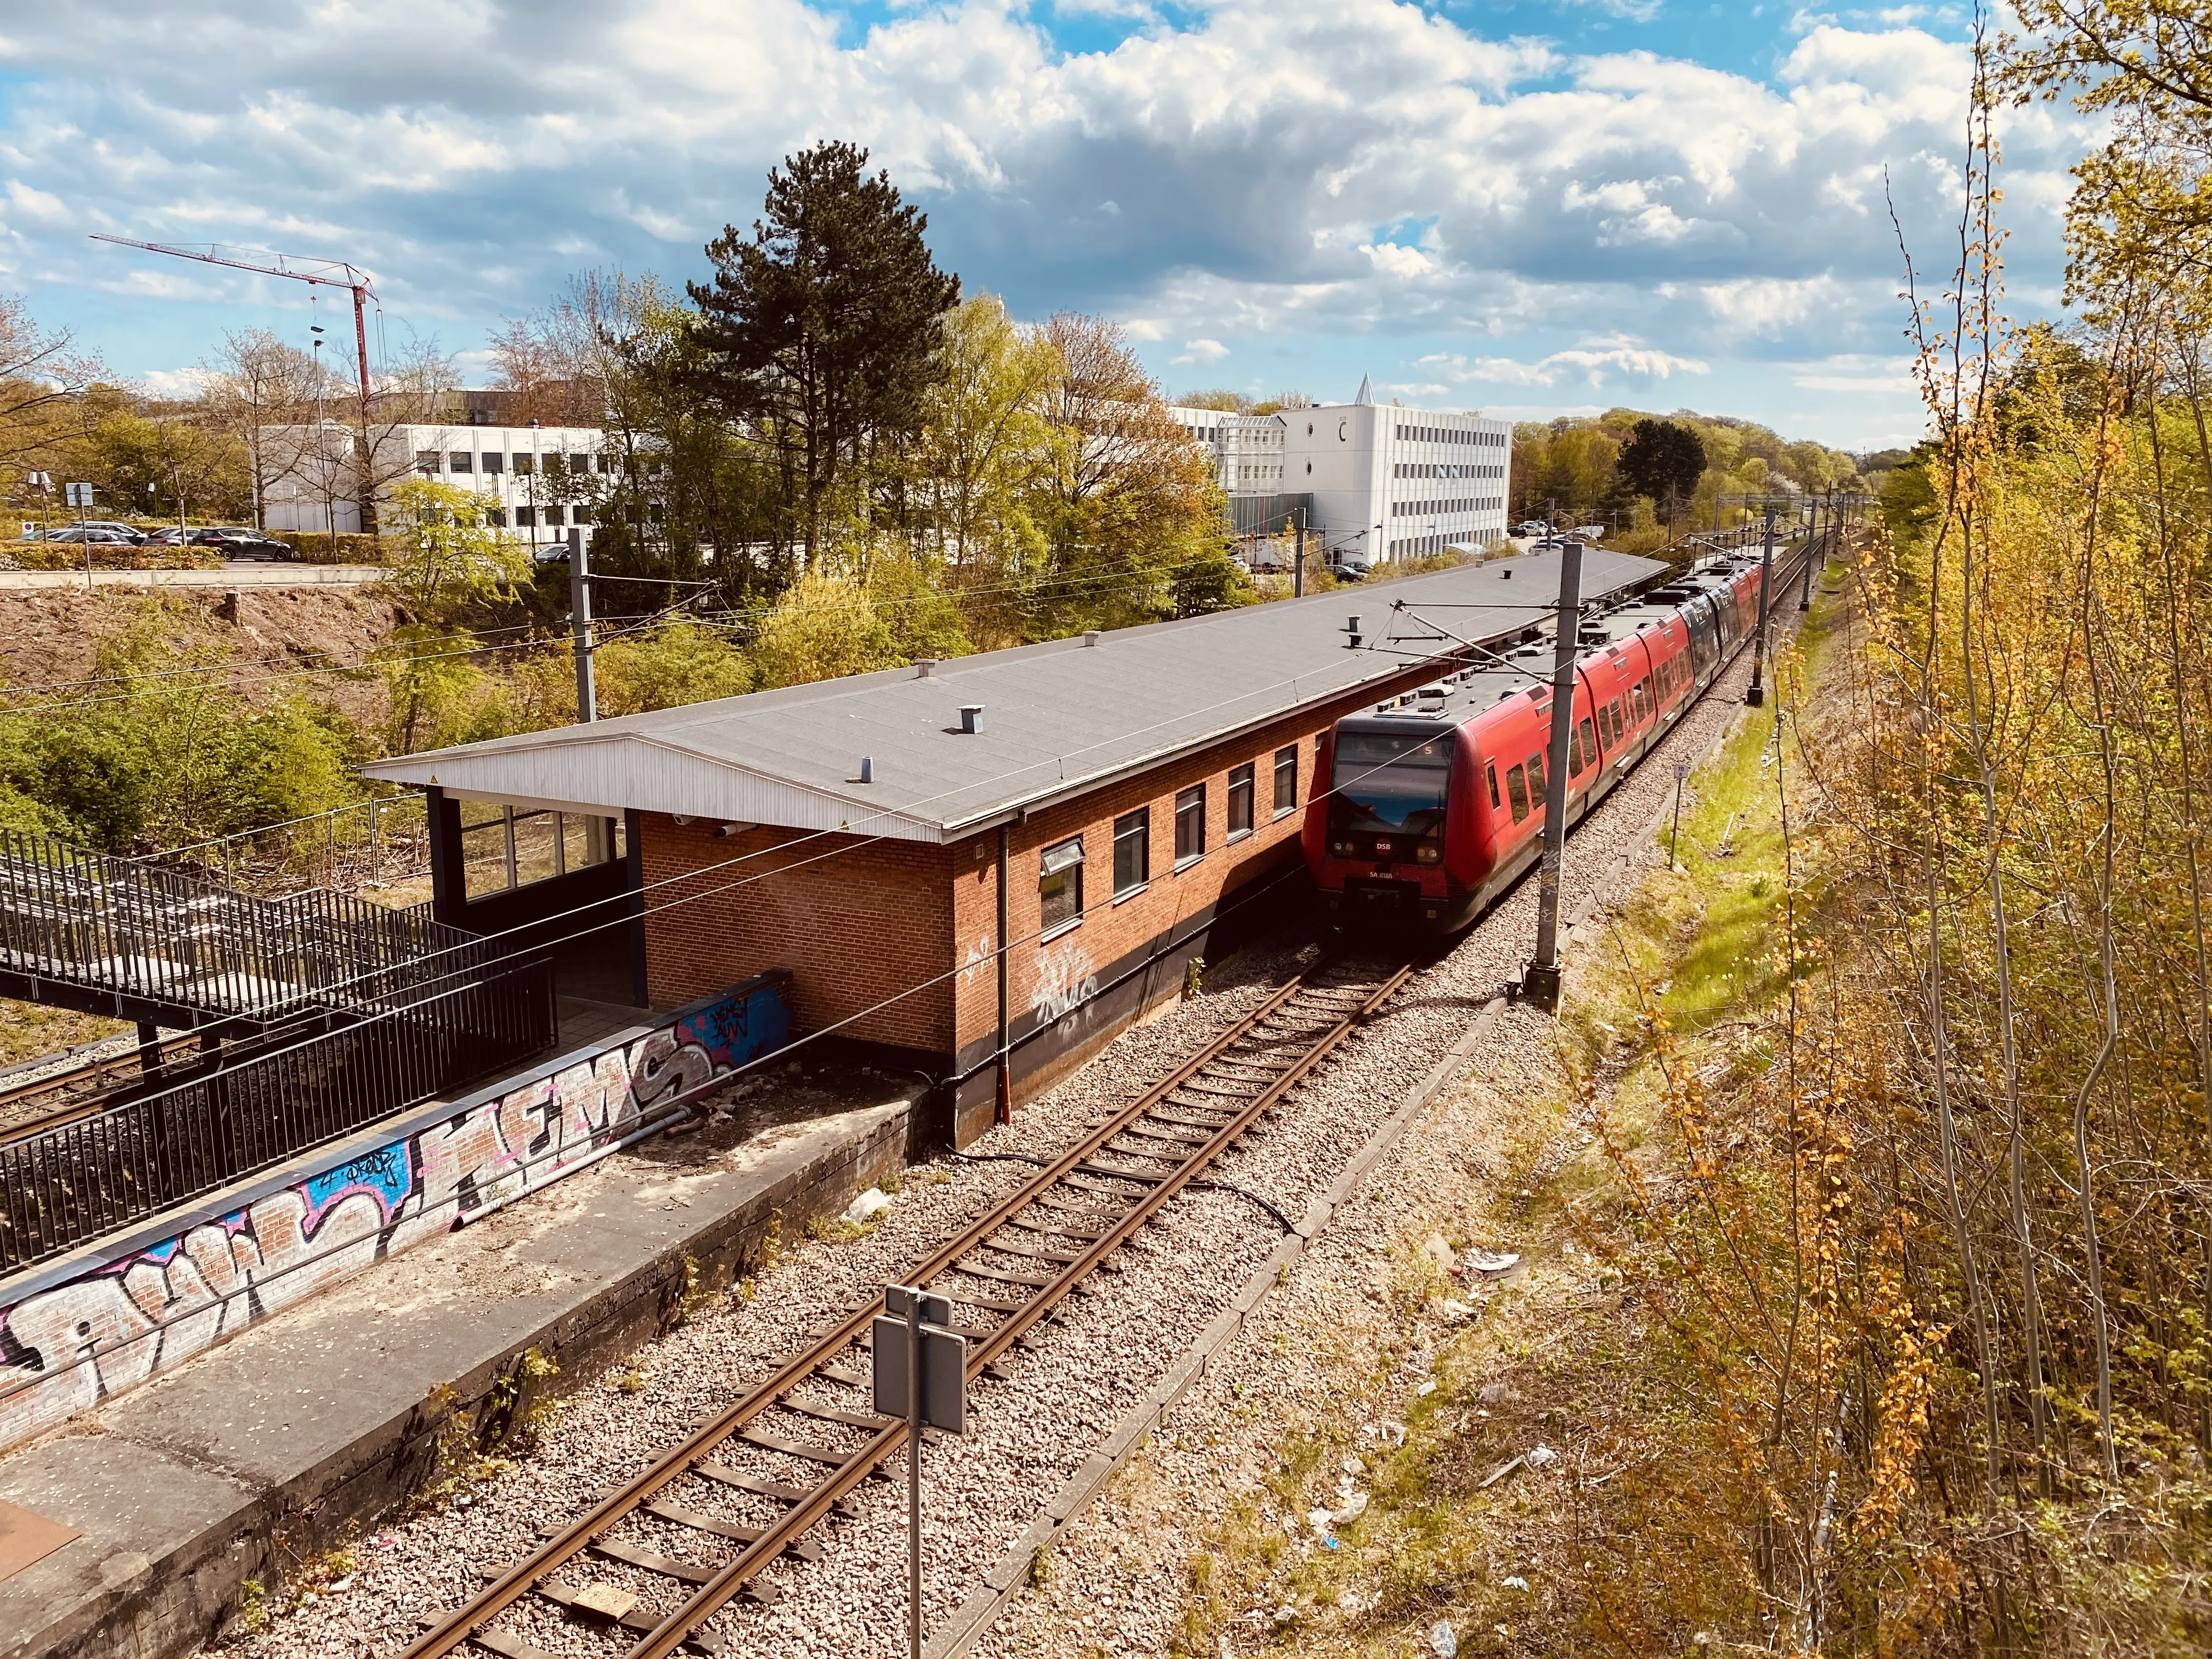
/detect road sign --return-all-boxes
[64,482,93,508]
[25,472,49,490]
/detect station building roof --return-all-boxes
[362,548,1664,844]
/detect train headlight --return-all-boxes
[1415,844,1442,865]
[1331,840,1355,857]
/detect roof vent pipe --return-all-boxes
[916,659,936,678]
[1084,630,1102,647]
[859,757,875,783]
[960,705,986,733]
[1500,567,1511,579]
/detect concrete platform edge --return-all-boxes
[1,1098,915,1659]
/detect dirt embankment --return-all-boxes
[0,583,411,726]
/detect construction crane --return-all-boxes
[89,236,377,427]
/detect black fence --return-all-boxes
[0,828,490,1026]
[0,953,558,1276]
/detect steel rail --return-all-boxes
[401,958,1404,1659]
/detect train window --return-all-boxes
[1577,717,1596,772]
[1113,808,1150,897]
[1505,764,1531,824]
[1607,701,1624,744]
[1527,750,1546,798]
[1039,837,1084,938]
[1273,745,1298,816]
[1175,785,1206,868]
[1568,724,1583,775]
[1227,764,1255,839]
[1487,763,1500,809]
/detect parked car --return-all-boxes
[42,525,139,545]
[1514,521,1551,538]
[1327,551,1374,580]
[203,527,294,559]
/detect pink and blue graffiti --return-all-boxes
[0,977,788,1453]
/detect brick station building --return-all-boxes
[365,548,1657,1146]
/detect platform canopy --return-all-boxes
[363,548,1666,844]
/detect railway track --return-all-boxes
[402,955,1415,1659]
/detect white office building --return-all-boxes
[1167,380,1510,566]
[261,421,627,545]
[1277,376,1511,563]
[1165,405,1290,494]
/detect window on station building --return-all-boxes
[1175,784,1206,867]
[414,449,440,474]
[1227,763,1255,839]
[544,505,566,527]
[1039,836,1084,937]
[1113,808,1150,897]
[482,452,504,475]
[515,506,536,528]
[1273,744,1298,816]
[460,800,625,900]
[514,454,535,476]
[449,451,473,472]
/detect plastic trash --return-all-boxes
[1431,1619,1458,1658]
[1463,1249,1520,1276]
[844,1188,893,1224]
[1525,1443,1559,1470]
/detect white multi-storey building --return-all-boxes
[1165,405,1290,493]
[1169,379,1510,565]
[261,421,627,545]
[1277,376,1511,563]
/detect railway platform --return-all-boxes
[0,1049,922,1659]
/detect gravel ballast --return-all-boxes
[216,644,1775,1659]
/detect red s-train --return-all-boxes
[1303,555,1768,932]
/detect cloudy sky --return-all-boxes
[0,1,2087,450]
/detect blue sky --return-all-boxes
[0,1,2087,450]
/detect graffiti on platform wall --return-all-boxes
[0,978,791,1452]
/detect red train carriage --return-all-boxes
[1304,556,1766,932]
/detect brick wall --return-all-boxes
[642,660,1469,1096]
[950,678,1430,1066]
[640,817,956,1053]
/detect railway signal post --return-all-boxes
[1745,504,1778,706]
[873,1285,968,1659]
[1521,539,1584,1012]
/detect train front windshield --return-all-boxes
[1331,730,1452,836]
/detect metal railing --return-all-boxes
[0,828,483,1024]
[0,953,558,1275]
[126,793,432,900]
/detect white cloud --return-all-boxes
[1171,337,1229,363]
[1424,337,1710,387]
[140,365,211,396]
[0,1,2094,443]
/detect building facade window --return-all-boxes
[1174,785,1206,867]
[449,451,473,472]
[1227,763,1255,839]
[482,452,504,475]
[1113,808,1149,897]
[1039,837,1084,936]
[414,449,439,475]
[1273,744,1298,816]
